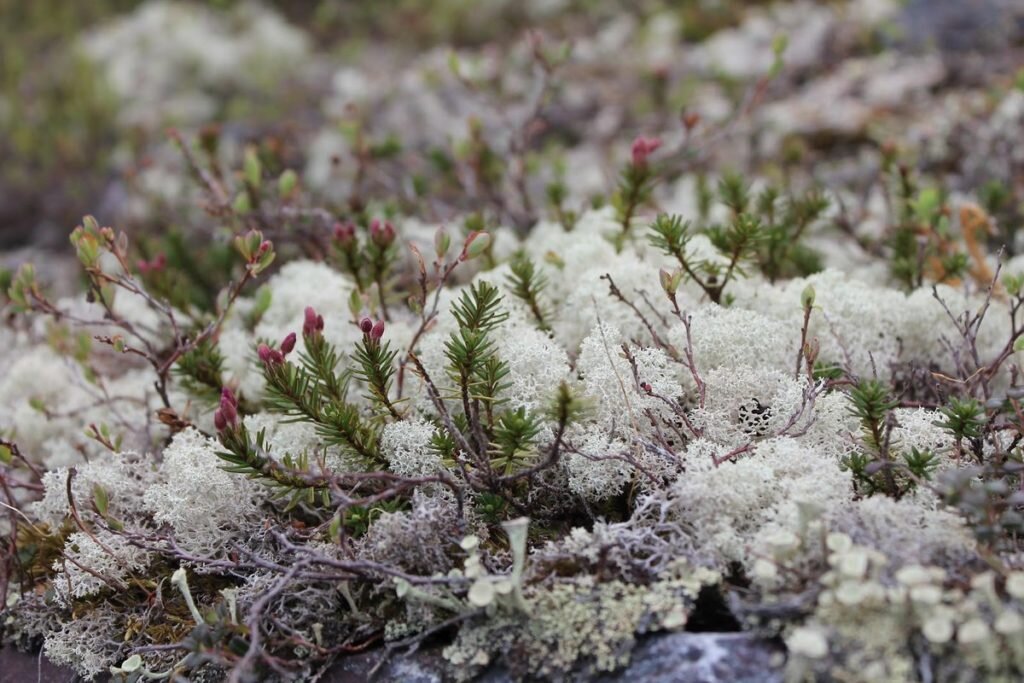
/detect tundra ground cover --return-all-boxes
[2,1,1024,681]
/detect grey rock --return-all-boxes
[327,632,784,682]
[0,647,77,683]
[901,0,1024,53]
[593,633,785,683]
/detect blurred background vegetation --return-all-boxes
[2,0,1023,255]
[0,0,781,248]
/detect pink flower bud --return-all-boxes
[219,402,237,428]
[258,240,272,255]
[370,320,385,341]
[258,343,283,366]
[303,306,324,337]
[359,317,373,334]
[219,388,238,426]
[137,253,166,274]
[631,136,662,169]
[280,332,297,355]
[333,222,356,248]
[370,219,396,248]
[214,409,227,432]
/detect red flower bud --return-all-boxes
[359,317,373,334]
[303,306,324,337]
[370,219,396,248]
[280,332,297,355]
[333,222,356,248]
[631,136,662,169]
[258,343,283,366]
[258,240,272,255]
[370,319,385,341]
[219,388,238,426]
[136,253,166,274]
[214,409,227,432]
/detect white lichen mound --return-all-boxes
[80,0,310,129]
[669,437,852,565]
[380,418,442,477]
[53,530,152,604]
[143,428,262,557]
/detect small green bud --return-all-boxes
[1014,336,1024,353]
[278,169,299,198]
[74,332,92,362]
[338,119,360,144]
[232,191,252,215]
[243,146,262,188]
[93,484,109,516]
[1003,274,1023,297]
[544,251,565,269]
[434,226,451,259]
[97,282,116,309]
[659,268,683,296]
[770,34,788,77]
[112,335,126,353]
[70,227,101,268]
[659,268,674,294]
[234,230,265,262]
[801,284,816,309]
[253,242,276,275]
[460,231,491,261]
[0,445,12,465]
[252,285,272,321]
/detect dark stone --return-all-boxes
[0,646,78,683]
[2,631,785,682]
[327,631,784,682]
[901,0,1024,53]
[684,586,743,633]
[593,633,785,683]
